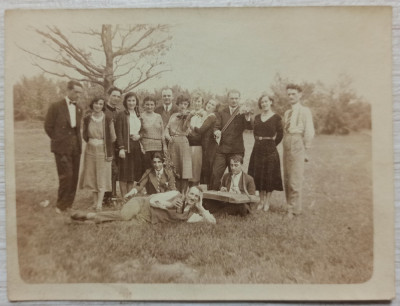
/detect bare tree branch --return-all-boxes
[123,65,171,92]
[20,24,172,91]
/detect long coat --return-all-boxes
[44,99,82,155]
[214,107,253,154]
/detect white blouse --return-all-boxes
[129,112,141,136]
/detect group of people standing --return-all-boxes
[44,80,314,220]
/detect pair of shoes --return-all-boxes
[263,204,270,212]
[55,207,62,214]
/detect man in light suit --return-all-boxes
[283,84,315,218]
[155,87,179,127]
[44,80,83,214]
[210,90,252,190]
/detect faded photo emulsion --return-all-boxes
[5,7,395,301]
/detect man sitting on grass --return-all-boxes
[71,186,216,224]
[125,152,176,196]
[205,154,256,216]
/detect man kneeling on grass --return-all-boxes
[71,186,216,224]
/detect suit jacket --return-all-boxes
[135,168,177,195]
[155,104,179,127]
[220,172,256,195]
[215,107,253,154]
[44,99,82,154]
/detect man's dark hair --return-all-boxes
[151,151,165,163]
[229,154,244,164]
[286,83,303,93]
[67,80,83,90]
[107,86,122,96]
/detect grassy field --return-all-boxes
[13,122,373,284]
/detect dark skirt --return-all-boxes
[118,139,144,183]
[200,138,217,185]
[248,139,283,192]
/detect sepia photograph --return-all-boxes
[4,6,395,301]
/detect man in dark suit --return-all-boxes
[44,80,83,214]
[209,90,252,190]
[155,87,179,127]
[124,152,177,196]
[103,86,122,205]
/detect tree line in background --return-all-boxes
[13,73,371,135]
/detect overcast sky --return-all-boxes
[6,7,391,104]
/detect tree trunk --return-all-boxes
[101,25,114,94]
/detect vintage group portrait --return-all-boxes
[4,6,395,301]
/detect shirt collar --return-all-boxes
[106,103,116,111]
[65,96,74,105]
[156,168,164,176]
[232,171,242,178]
[291,102,301,110]
[164,104,172,112]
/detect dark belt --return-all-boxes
[255,136,273,140]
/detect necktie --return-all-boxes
[285,109,293,132]
[156,171,162,192]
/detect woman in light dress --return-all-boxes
[80,97,116,211]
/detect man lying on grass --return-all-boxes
[71,186,216,224]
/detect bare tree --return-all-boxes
[19,24,172,93]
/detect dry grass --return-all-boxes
[14,123,373,284]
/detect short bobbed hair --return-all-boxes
[176,95,191,107]
[257,94,274,109]
[89,97,106,111]
[143,96,157,106]
[123,92,140,116]
[191,92,204,104]
[205,99,220,113]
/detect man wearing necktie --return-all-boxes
[155,87,179,127]
[282,84,315,218]
[124,152,176,196]
[44,80,84,214]
[205,155,256,216]
[210,90,252,190]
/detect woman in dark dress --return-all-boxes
[115,92,144,197]
[192,99,219,187]
[248,93,283,211]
